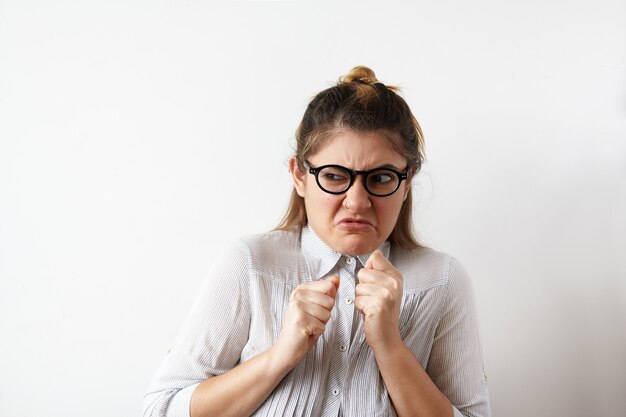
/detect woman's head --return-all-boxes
[277,66,426,253]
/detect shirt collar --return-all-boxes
[300,224,391,280]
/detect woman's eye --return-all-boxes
[370,173,393,184]
[322,173,347,182]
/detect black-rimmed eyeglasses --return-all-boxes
[303,160,410,197]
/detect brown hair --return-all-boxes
[275,66,426,250]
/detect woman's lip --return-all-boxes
[336,219,375,231]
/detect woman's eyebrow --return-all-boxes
[325,162,407,171]
[371,163,405,171]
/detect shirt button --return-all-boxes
[332,388,340,396]
[338,344,347,352]
[344,297,354,305]
[346,257,354,265]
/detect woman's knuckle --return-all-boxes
[380,287,392,300]
[320,310,331,322]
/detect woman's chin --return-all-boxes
[333,234,378,256]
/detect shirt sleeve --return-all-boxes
[426,257,491,417]
[143,240,252,417]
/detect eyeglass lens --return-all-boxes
[316,166,400,196]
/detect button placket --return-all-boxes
[322,263,355,411]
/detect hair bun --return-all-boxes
[339,66,379,84]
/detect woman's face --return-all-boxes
[291,129,411,256]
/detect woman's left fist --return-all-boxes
[354,250,404,351]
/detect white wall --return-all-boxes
[1,1,624,416]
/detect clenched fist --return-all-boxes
[273,276,340,368]
[355,250,403,351]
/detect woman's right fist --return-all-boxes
[273,276,340,368]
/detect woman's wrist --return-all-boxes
[265,342,301,378]
[370,330,405,357]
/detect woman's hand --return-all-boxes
[355,250,404,351]
[272,276,340,369]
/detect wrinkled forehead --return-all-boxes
[306,128,405,157]
[306,129,408,170]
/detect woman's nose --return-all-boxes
[343,176,372,213]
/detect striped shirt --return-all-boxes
[143,225,491,417]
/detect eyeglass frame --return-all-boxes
[302,160,411,197]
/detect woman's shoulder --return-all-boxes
[237,228,301,255]
[232,228,306,280]
[390,245,469,293]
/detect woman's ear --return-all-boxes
[403,169,415,201]
[289,156,306,197]
[403,188,411,202]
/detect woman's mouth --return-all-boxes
[336,218,375,231]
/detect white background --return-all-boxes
[1,1,625,416]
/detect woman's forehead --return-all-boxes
[308,129,407,169]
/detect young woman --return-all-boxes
[144,66,491,417]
